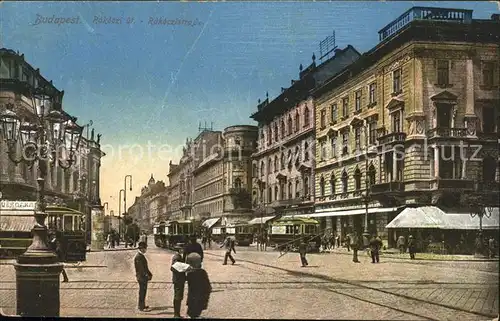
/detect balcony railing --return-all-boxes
[477,132,498,141]
[427,127,467,138]
[371,181,405,194]
[430,179,474,190]
[377,131,407,145]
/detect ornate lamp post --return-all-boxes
[361,124,377,248]
[0,85,83,317]
[467,181,494,257]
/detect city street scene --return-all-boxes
[0,1,499,319]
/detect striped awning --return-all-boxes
[0,214,35,232]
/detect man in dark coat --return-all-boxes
[183,235,204,263]
[171,248,187,317]
[370,235,383,263]
[349,232,360,263]
[298,238,309,267]
[408,235,416,260]
[134,241,152,311]
[185,253,212,318]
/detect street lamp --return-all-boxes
[468,180,494,257]
[123,174,133,218]
[118,188,125,240]
[0,85,83,317]
[360,123,377,248]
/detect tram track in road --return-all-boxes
[204,252,498,320]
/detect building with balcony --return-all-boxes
[250,45,361,223]
[0,48,105,243]
[312,7,499,247]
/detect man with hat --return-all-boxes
[408,235,416,260]
[134,241,153,311]
[183,234,204,264]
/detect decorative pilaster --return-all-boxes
[434,146,440,178]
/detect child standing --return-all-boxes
[185,253,212,318]
[171,249,187,318]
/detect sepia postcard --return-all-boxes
[0,1,499,319]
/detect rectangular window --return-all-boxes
[342,133,349,155]
[393,69,402,93]
[355,90,362,112]
[330,104,337,123]
[342,97,349,118]
[437,60,449,86]
[354,127,361,150]
[482,107,495,133]
[369,83,377,104]
[483,61,494,87]
[368,121,377,145]
[320,141,327,160]
[331,137,337,158]
[320,109,326,128]
[392,112,401,133]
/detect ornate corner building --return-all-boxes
[250,46,361,221]
[311,8,499,247]
[0,48,105,242]
[167,125,257,225]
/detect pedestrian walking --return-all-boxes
[171,248,187,318]
[408,235,416,260]
[298,238,309,267]
[350,231,360,263]
[201,232,208,250]
[370,235,383,263]
[183,234,204,264]
[134,241,152,312]
[345,234,351,252]
[329,234,335,250]
[220,235,236,265]
[107,233,112,249]
[488,237,496,259]
[335,234,340,248]
[397,235,406,254]
[185,253,212,319]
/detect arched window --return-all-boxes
[304,106,310,127]
[319,176,325,197]
[341,171,348,193]
[295,110,300,132]
[274,185,279,200]
[330,175,336,195]
[234,177,242,189]
[267,126,272,145]
[287,115,293,136]
[354,167,362,190]
[252,163,258,177]
[260,187,264,201]
[304,176,310,196]
[295,146,300,166]
[483,156,498,185]
[304,142,310,161]
[260,161,265,177]
[281,119,286,138]
[274,122,279,142]
[268,158,272,174]
[268,187,273,202]
[287,150,292,169]
[288,181,293,199]
[274,155,279,173]
[368,164,376,186]
[280,152,285,170]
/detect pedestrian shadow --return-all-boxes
[147,306,174,315]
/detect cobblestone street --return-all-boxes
[0,241,498,319]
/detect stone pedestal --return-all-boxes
[91,206,105,251]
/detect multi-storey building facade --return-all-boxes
[167,160,182,220]
[127,175,166,231]
[312,7,499,247]
[0,48,105,242]
[250,46,361,223]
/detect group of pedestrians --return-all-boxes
[134,234,220,318]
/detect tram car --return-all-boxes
[234,222,253,246]
[268,217,320,252]
[211,226,234,244]
[153,221,170,248]
[0,205,87,262]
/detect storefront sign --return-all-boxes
[271,226,286,235]
[0,200,37,210]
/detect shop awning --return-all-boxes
[304,207,401,218]
[0,212,35,232]
[386,206,500,230]
[248,216,277,225]
[202,217,221,229]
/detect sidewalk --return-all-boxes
[321,247,500,262]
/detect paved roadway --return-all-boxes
[0,239,498,319]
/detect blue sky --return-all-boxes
[1,1,498,214]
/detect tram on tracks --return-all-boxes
[210,221,253,246]
[0,205,87,261]
[153,219,201,250]
[267,217,320,252]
